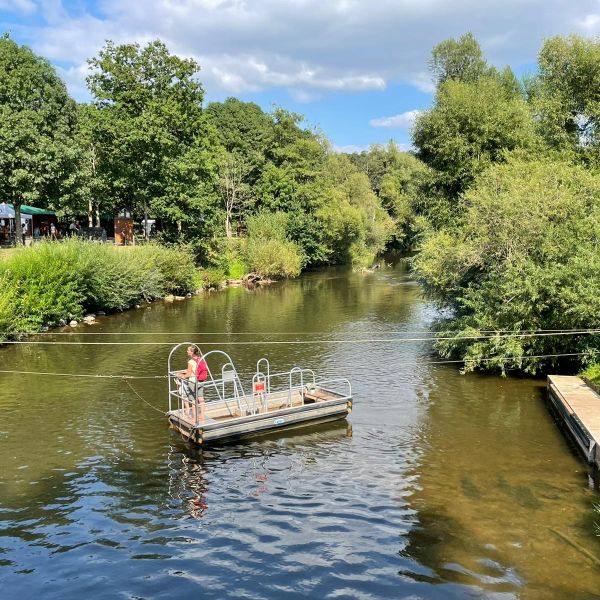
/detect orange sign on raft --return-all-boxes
[253,382,266,393]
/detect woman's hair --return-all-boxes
[188,345,200,356]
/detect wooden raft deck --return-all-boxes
[168,386,352,445]
[547,375,600,468]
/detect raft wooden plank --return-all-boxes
[201,402,349,442]
[168,395,351,444]
[547,375,600,467]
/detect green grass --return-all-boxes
[582,363,600,387]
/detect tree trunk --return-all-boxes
[95,206,100,228]
[14,202,23,246]
[88,197,93,227]
[144,201,148,239]
[225,214,232,238]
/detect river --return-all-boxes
[1,260,599,599]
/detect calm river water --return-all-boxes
[1,261,599,599]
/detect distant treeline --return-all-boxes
[0,35,394,276]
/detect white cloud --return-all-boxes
[578,12,600,31]
[370,110,422,129]
[3,0,600,101]
[0,0,35,13]
[408,72,436,94]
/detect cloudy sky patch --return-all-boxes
[1,0,599,148]
[370,110,423,129]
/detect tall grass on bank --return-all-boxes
[244,211,303,278]
[0,239,199,339]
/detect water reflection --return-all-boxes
[167,420,353,520]
[403,367,600,599]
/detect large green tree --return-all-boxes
[0,35,76,243]
[428,32,490,86]
[412,75,537,198]
[87,39,218,236]
[205,98,274,176]
[533,35,600,164]
[413,155,600,373]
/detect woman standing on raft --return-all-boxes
[176,346,208,423]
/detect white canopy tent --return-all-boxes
[0,203,14,219]
[0,203,33,223]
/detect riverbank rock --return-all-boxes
[242,273,273,286]
[83,314,96,324]
[164,294,175,302]
[226,279,244,287]
[97,311,106,316]
[69,320,78,327]
[174,295,185,301]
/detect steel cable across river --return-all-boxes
[0,259,599,599]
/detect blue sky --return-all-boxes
[1,0,600,151]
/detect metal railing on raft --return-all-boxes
[167,343,255,426]
[167,343,352,428]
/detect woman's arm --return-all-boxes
[177,359,195,379]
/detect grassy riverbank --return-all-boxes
[582,364,600,390]
[0,240,200,340]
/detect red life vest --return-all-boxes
[193,356,208,381]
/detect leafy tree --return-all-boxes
[533,35,600,164]
[413,155,600,373]
[87,39,218,236]
[0,35,76,243]
[349,142,431,246]
[219,151,251,238]
[429,32,490,86]
[55,103,111,226]
[412,76,537,197]
[319,155,394,268]
[205,98,274,175]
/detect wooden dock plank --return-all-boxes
[547,375,600,467]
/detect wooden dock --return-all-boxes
[547,375,600,468]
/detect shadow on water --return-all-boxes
[168,420,353,520]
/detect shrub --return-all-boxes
[0,239,199,340]
[246,211,288,241]
[245,238,303,278]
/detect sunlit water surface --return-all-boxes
[1,261,599,599]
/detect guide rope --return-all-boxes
[1,329,600,345]
[3,327,600,337]
[123,379,166,415]
[0,350,595,381]
[0,369,167,379]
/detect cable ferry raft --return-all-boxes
[166,343,353,445]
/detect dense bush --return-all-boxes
[413,156,600,373]
[245,238,303,278]
[243,211,304,278]
[0,239,198,339]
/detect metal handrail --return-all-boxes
[168,346,353,429]
[256,358,270,394]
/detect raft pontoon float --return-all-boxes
[166,343,353,445]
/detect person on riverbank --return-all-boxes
[176,345,208,423]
